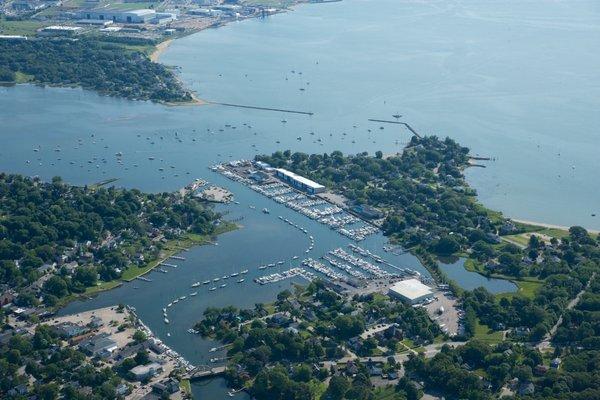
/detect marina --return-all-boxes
[214,160,381,241]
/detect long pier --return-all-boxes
[367,119,422,138]
[210,102,314,115]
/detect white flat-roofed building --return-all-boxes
[77,9,156,23]
[0,35,28,40]
[38,26,83,36]
[274,168,326,194]
[388,279,433,304]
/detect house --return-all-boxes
[152,377,180,395]
[38,263,56,274]
[53,322,89,339]
[513,326,530,338]
[550,358,561,369]
[7,384,28,397]
[0,286,15,307]
[518,382,535,396]
[347,337,362,352]
[130,363,163,381]
[116,383,129,396]
[79,333,118,358]
[534,365,549,375]
[367,365,382,376]
[345,361,358,376]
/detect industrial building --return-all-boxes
[37,25,83,36]
[274,168,326,194]
[77,9,157,23]
[388,279,433,304]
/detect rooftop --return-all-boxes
[389,279,433,300]
[275,168,325,191]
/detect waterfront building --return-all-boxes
[388,279,434,304]
[274,168,326,194]
[130,362,163,380]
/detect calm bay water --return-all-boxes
[2,0,599,397]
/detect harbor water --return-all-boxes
[3,0,600,397]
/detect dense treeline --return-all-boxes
[0,38,191,102]
[0,174,218,305]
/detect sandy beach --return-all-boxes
[150,39,173,62]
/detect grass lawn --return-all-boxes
[180,379,192,396]
[371,386,400,400]
[473,319,503,344]
[0,18,47,36]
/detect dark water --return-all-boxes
[4,0,600,397]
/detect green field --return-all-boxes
[0,18,46,36]
[473,320,503,344]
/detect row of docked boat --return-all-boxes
[329,248,391,278]
[322,255,367,279]
[301,258,347,281]
[348,244,421,277]
[254,267,315,285]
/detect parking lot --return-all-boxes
[423,290,461,337]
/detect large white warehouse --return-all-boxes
[388,279,433,304]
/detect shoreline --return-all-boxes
[150,38,173,62]
[54,222,238,310]
[511,218,599,235]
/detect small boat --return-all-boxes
[167,303,172,307]
[164,318,169,324]
[292,256,299,260]
[258,265,267,270]
[191,282,201,288]
[203,280,210,285]
[268,263,275,268]
[231,272,239,277]
[220,283,227,288]
[262,208,270,214]
[173,299,179,304]
[222,275,229,280]
[179,296,186,300]
[241,269,248,274]
[213,277,220,282]
[237,279,245,283]
[209,287,217,291]
[190,292,197,296]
